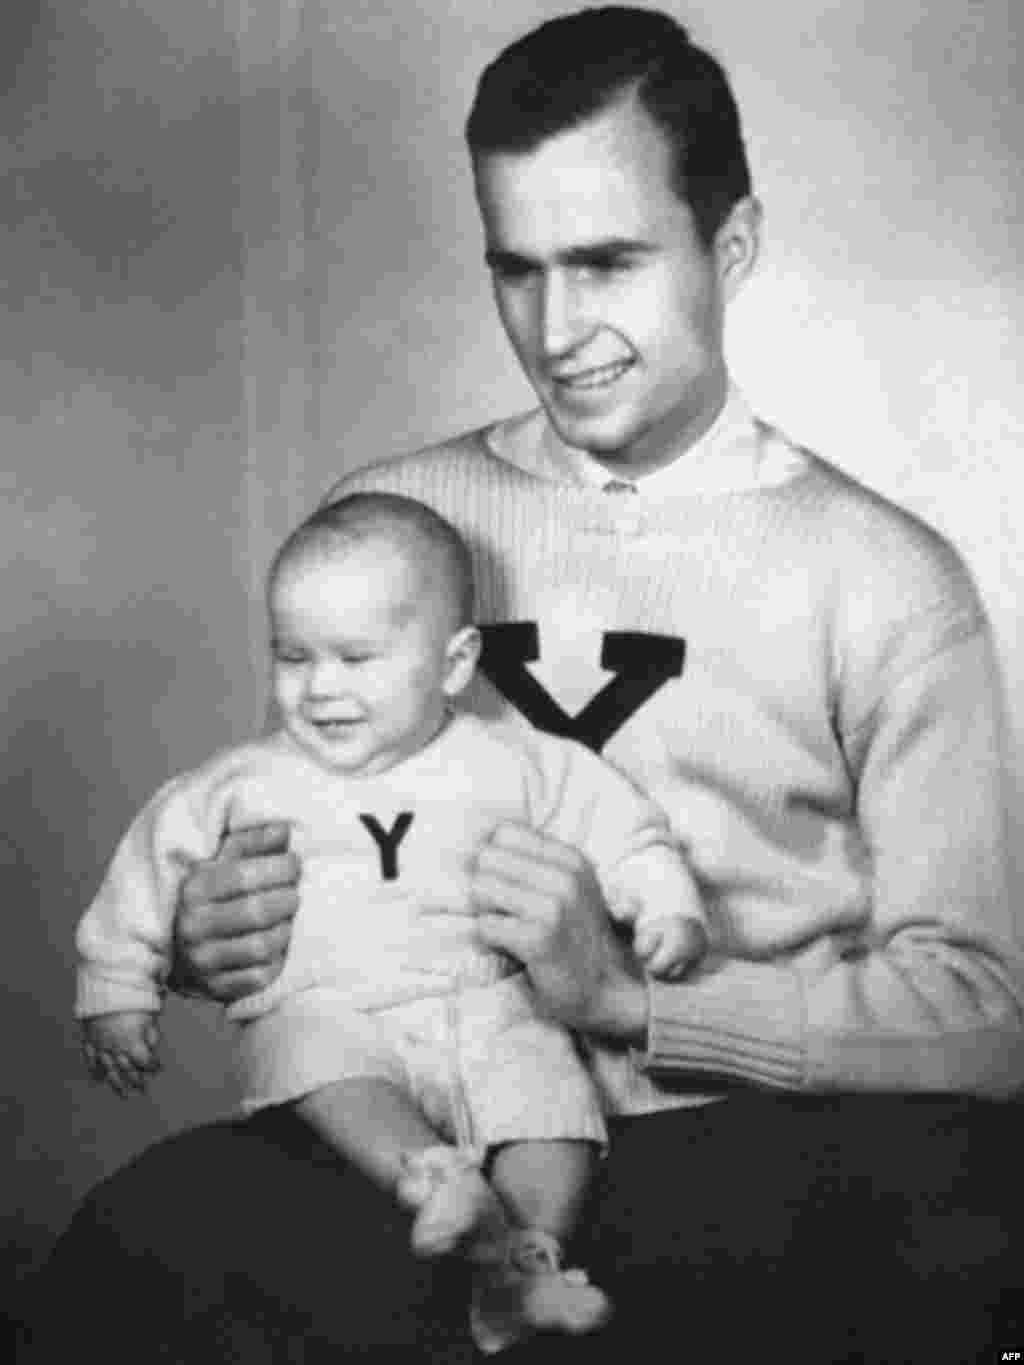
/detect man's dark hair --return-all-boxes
[466,6,752,249]
[270,492,475,628]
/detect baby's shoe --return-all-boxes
[469,1227,611,1354]
[396,1144,507,1261]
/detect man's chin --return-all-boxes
[544,404,637,460]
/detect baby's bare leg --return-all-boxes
[489,1138,597,1243]
[297,1077,441,1188]
[296,1079,507,1259]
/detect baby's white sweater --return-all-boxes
[76,714,700,1026]
[331,392,1024,1097]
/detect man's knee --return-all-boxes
[70,1122,242,1250]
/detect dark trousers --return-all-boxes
[22,1092,1024,1363]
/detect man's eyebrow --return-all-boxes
[485,246,521,266]
[561,239,657,264]
[485,239,657,269]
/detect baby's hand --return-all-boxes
[81,1011,161,1097]
[634,916,708,980]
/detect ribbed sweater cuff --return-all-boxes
[644,959,807,1091]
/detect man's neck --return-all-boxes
[560,373,732,482]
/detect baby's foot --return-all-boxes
[469,1228,611,1355]
[396,1145,508,1262]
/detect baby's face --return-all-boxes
[269,545,458,777]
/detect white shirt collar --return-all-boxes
[486,386,806,497]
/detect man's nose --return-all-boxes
[539,270,589,356]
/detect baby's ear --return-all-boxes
[443,625,482,698]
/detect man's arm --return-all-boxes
[643,611,1024,1099]
[170,823,300,1002]
[472,629,1024,1099]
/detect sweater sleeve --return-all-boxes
[75,773,226,1018]
[530,735,707,936]
[643,612,1024,1099]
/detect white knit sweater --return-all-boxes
[330,390,1024,1098]
[76,714,700,1028]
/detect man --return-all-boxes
[32,8,1024,1362]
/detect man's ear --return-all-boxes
[443,625,482,699]
[714,195,762,301]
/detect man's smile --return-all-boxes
[550,357,636,393]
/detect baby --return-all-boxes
[76,491,707,1351]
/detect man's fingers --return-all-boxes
[184,917,292,975]
[219,822,292,860]
[181,850,301,909]
[172,880,295,1001]
[474,909,541,962]
[473,843,582,900]
[470,867,564,923]
[179,884,299,945]
[199,964,284,1004]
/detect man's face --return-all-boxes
[474,96,735,472]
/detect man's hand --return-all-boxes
[171,823,300,1003]
[81,1011,161,1097]
[470,822,648,1045]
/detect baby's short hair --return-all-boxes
[270,491,476,628]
